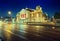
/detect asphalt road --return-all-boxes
[1,24,60,41]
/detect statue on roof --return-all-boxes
[36,5,43,13]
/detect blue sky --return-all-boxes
[0,0,60,17]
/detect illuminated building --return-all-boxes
[16,6,49,23]
[16,9,30,23]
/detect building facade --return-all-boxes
[16,6,48,23]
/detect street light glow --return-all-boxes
[8,11,11,15]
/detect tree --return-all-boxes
[54,12,60,19]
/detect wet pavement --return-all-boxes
[0,23,60,41]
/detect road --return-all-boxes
[0,23,60,41]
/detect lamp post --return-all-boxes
[8,11,11,16]
[8,11,12,21]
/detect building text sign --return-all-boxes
[20,14,26,19]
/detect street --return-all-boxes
[0,22,60,41]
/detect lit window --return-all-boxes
[20,14,26,19]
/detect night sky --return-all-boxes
[0,0,60,17]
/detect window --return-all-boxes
[21,14,26,18]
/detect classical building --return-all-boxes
[16,6,48,23]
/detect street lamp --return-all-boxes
[8,11,12,21]
[8,11,12,15]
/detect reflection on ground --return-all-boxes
[0,22,60,41]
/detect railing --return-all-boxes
[26,22,57,27]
